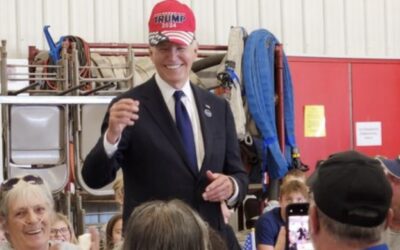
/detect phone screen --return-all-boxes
[286,203,314,250]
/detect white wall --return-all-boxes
[1,0,400,58]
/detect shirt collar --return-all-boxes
[155,74,193,102]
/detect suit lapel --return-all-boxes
[140,79,198,177]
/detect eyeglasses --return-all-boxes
[0,175,44,192]
[50,227,70,235]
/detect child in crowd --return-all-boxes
[263,169,307,213]
[281,169,306,185]
[105,213,123,250]
[256,180,309,250]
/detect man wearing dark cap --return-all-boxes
[309,150,393,250]
[379,157,400,248]
[82,0,248,248]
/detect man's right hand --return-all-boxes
[106,98,140,144]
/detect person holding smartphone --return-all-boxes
[255,180,309,250]
[309,150,392,250]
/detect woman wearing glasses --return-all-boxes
[50,213,78,245]
[0,175,81,250]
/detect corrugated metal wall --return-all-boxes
[1,0,400,59]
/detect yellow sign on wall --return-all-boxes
[304,105,326,137]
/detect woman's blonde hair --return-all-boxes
[112,175,124,206]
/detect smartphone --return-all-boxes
[286,203,314,250]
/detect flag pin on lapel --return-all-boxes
[204,104,212,117]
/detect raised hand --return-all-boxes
[106,98,140,143]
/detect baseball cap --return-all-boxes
[381,157,400,179]
[311,150,392,227]
[148,0,196,46]
[306,160,324,187]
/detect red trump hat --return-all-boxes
[148,0,196,46]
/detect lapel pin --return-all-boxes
[204,105,212,117]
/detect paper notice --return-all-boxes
[304,105,326,137]
[356,122,382,146]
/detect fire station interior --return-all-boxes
[2,35,400,242]
[0,1,400,249]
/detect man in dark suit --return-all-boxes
[82,0,248,248]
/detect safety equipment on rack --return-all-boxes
[63,35,91,79]
[243,29,305,191]
[291,147,309,171]
[43,25,64,63]
[216,26,247,141]
[243,28,287,181]
[43,25,89,70]
[279,44,309,171]
[41,25,91,91]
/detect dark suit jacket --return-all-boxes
[82,76,248,239]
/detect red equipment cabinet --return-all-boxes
[289,56,400,172]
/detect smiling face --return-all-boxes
[4,194,51,250]
[149,41,197,89]
[50,219,71,243]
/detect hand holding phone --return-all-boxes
[286,203,314,250]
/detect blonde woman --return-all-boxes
[112,176,124,208]
[50,212,78,244]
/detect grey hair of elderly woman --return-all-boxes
[0,175,54,220]
[123,199,211,250]
[0,176,86,250]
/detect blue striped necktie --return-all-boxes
[173,90,198,173]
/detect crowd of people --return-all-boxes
[0,153,398,250]
[1,146,397,246]
[0,0,399,250]
[254,151,400,250]
[0,174,230,250]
